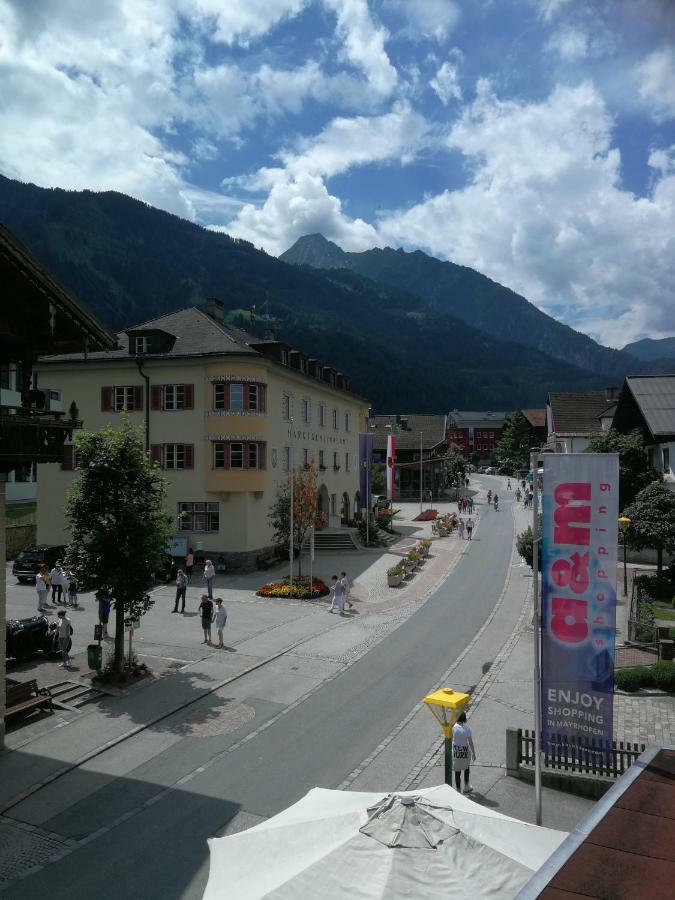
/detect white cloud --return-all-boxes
[181,0,309,45]
[385,0,461,43]
[430,60,462,104]
[636,48,675,122]
[546,27,590,60]
[323,0,397,94]
[648,144,675,176]
[377,82,675,346]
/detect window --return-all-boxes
[345,451,351,471]
[331,493,337,515]
[319,449,325,468]
[282,392,291,420]
[113,386,138,411]
[178,502,219,533]
[248,443,259,469]
[319,403,326,427]
[333,408,338,430]
[663,447,670,473]
[134,335,150,354]
[49,389,61,403]
[333,450,339,469]
[164,384,185,410]
[345,411,351,432]
[164,444,185,469]
[303,448,309,467]
[214,384,226,410]
[301,398,310,423]
[230,443,244,468]
[248,384,258,411]
[230,384,244,412]
[283,446,290,472]
[214,443,228,469]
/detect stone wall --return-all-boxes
[5,524,36,559]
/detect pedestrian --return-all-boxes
[507,479,512,491]
[452,711,476,794]
[56,609,73,668]
[66,571,78,607]
[203,559,215,599]
[96,589,111,638]
[515,488,521,503]
[329,575,345,615]
[173,568,188,613]
[199,594,214,643]
[466,517,474,540]
[458,518,465,540]
[50,561,65,604]
[340,571,353,610]
[36,568,48,611]
[168,557,178,582]
[213,598,227,648]
[521,479,526,491]
[465,477,469,489]
[185,547,194,583]
[467,496,474,514]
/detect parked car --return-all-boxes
[5,615,65,661]
[375,495,391,510]
[12,545,67,583]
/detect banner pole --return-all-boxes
[531,451,543,826]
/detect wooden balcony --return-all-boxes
[0,407,81,472]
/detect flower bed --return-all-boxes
[413,509,438,521]
[257,576,329,599]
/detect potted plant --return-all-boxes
[407,550,420,570]
[387,564,403,587]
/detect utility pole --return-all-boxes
[419,432,423,515]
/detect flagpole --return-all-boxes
[289,418,294,591]
[419,432,423,515]
[531,450,542,826]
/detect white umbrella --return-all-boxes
[204,785,567,899]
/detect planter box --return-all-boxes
[387,574,403,587]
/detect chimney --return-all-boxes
[207,297,225,321]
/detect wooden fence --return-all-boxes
[520,729,645,779]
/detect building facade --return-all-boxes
[545,389,618,453]
[36,305,369,568]
[368,414,447,499]
[612,374,675,491]
[445,410,507,461]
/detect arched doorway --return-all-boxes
[354,490,361,520]
[316,484,330,525]
[341,491,350,525]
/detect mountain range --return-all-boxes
[1,174,668,412]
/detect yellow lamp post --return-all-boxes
[423,688,470,786]
[618,515,631,597]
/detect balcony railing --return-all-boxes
[0,406,81,472]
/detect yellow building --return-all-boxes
[35,301,370,568]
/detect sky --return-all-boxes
[1,0,674,349]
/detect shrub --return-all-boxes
[517,527,534,568]
[652,660,675,692]
[256,577,329,599]
[614,667,652,692]
[635,574,673,601]
[387,564,404,577]
[419,539,432,549]
[635,624,656,643]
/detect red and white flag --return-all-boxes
[386,434,396,501]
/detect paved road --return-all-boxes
[11,478,515,899]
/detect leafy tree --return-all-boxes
[65,420,174,669]
[371,464,386,496]
[517,527,534,568]
[434,442,466,491]
[268,461,318,576]
[585,428,660,510]
[494,412,532,470]
[623,481,675,574]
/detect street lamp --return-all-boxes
[423,688,470,786]
[419,431,423,515]
[618,515,631,597]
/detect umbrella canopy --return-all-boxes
[204,785,567,899]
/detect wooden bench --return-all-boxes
[5,678,53,719]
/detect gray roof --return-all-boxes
[625,375,675,437]
[547,390,619,435]
[38,307,261,363]
[447,410,507,428]
[369,415,447,451]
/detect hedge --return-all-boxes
[614,660,675,692]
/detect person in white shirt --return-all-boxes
[329,575,344,615]
[452,712,476,794]
[340,571,353,610]
[36,569,48,611]
[56,609,72,668]
[50,563,65,604]
[203,560,215,599]
[213,598,227,649]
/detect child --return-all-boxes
[66,571,78,607]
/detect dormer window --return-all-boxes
[134,335,151,355]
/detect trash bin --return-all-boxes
[87,644,102,670]
[659,639,674,661]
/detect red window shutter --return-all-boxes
[151,386,162,410]
[101,386,113,412]
[223,442,230,469]
[150,444,162,467]
[62,445,75,470]
[224,383,231,411]
[243,383,250,411]
[243,442,250,469]
[133,385,143,411]
[259,442,267,470]
[184,384,194,409]
[184,444,194,469]
[259,384,267,413]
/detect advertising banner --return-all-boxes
[540,453,619,756]
[386,434,396,501]
[359,432,373,507]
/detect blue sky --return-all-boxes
[1,0,674,348]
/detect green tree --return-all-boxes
[585,428,660,511]
[434,442,466,492]
[371,464,386,496]
[268,461,318,576]
[494,412,531,470]
[65,420,174,669]
[624,481,675,574]
[517,527,534,568]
